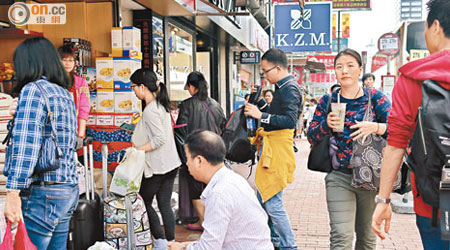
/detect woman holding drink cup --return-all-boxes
[307,48,391,250]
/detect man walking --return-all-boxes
[244,48,302,250]
[371,0,450,249]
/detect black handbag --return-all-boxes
[307,94,332,173]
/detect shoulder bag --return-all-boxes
[307,94,333,173]
[350,91,401,191]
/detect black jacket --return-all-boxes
[176,95,227,137]
[260,75,303,132]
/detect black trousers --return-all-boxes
[139,168,178,240]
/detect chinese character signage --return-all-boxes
[274,3,332,52]
[273,0,370,10]
[240,51,261,64]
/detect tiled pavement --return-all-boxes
[175,138,423,249]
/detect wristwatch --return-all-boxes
[375,195,391,204]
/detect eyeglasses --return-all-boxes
[131,85,139,90]
[260,66,277,76]
[62,58,75,63]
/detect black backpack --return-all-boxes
[222,86,262,163]
[222,107,256,163]
[407,80,450,225]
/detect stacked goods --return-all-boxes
[63,38,93,75]
[0,93,14,195]
[87,26,142,171]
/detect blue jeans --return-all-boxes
[416,215,450,250]
[20,183,79,250]
[257,191,298,250]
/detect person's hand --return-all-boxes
[249,83,257,94]
[4,190,22,223]
[244,103,262,120]
[350,121,378,143]
[75,136,84,151]
[168,241,190,250]
[9,98,18,116]
[371,203,392,240]
[327,112,341,130]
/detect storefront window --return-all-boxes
[168,23,194,101]
[152,16,164,79]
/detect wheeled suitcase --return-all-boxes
[67,138,104,250]
[101,142,152,250]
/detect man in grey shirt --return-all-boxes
[169,131,273,250]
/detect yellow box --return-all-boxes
[96,58,114,89]
[97,89,114,113]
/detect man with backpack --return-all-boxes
[371,0,450,248]
[244,48,302,250]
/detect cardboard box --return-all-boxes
[96,58,114,89]
[87,114,96,126]
[114,89,134,113]
[114,113,133,127]
[97,89,114,113]
[90,91,97,113]
[122,27,141,52]
[123,50,143,60]
[83,67,96,91]
[113,58,141,89]
[111,27,123,57]
[97,114,114,126]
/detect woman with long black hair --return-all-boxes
[130,69,181,250]
[4,37,79,250]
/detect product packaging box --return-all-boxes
[97,89,114,113]
[83,67,96,91]
[114,113,133,127]
[114,89,134,113]
[96,58,114,89]
[113,58,141,89]
[114,89,141,113]
[89,91,97,113]
[97,114,114,126]
[123,50,143,60]
[111,27,123,57]
[122,27,141,52]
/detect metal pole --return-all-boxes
[387,55,390,75]
[290,53,294,74]
[337,11,341,52]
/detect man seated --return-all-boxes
[169,130,273,250]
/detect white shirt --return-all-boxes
[132,100,181,177]
[188,167,273,250]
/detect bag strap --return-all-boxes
[201,100,217,123]
[364,89,373,121]
[32,82,63,157]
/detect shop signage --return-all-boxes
[175,36,193,56]
[240,51,261,64]
[206,0,241,27]
[8,2,66,25]
[273,0,370,10]
[371,54,388,72]
[307,55,335,70]
[332,38,348,52]
[378,32,400,56]
[409,49,429,61]
[274,3,332,52]
[382,75,396,100]
[289,66,303,85]
[401,0,422,21]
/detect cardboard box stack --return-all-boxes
[88,27,143,171]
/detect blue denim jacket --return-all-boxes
[260,75,303,132]
[4,79,78,189]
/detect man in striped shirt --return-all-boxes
[169,130,273,250]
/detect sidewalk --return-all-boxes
[175,138,423,249]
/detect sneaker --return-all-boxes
[186,224,204,231]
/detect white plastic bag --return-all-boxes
[109,147,145,196]
[87,241,116,250]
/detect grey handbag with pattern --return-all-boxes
[350,92,401,191]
